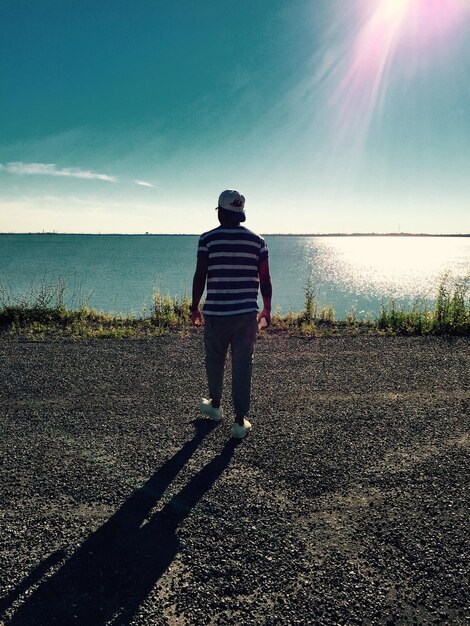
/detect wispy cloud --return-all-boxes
[1,161,161,190]
[1,162,117,182]
[134,179,157,188]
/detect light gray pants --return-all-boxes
[204,313,258,419]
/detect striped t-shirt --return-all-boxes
[197,226,269,316]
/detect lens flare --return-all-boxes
[331,0,470,142]
[378,0,411,23]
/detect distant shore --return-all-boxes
[1,232,469,237]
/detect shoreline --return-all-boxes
[1,231,469,237]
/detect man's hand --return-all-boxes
[191,256,208,327]
[191,309,203,326]
[257,307,271,328]
[258,258,272,329]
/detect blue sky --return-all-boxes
[1,0,469,234]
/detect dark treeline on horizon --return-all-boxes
[1,232,469,238]
[262,233,470,237]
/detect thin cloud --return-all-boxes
[2,162,117,182]
[134,179,157,188]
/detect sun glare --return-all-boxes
[330,0,470,142]
[378,0,411,23]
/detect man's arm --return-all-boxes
[258,257,272,327]
[191,256,208,325]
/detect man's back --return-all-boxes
[197,225,268,317]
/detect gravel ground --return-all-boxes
[0,332,469,626]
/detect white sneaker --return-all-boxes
[231,419,252,439]
[199,398,224,421]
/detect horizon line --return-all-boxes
[1,231,469,237]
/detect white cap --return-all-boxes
[217,189,246,222]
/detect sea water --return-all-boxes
[0,234,469,319]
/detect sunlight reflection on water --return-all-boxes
[266,236,470,318]
[309,237,469,300]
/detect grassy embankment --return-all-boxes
[0,275,469,338]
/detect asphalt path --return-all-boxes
[1,333,469,625]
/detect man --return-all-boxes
[191,189,272,439]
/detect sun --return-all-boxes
[378,0,412,24]
[373,0,470,45]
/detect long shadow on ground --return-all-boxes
[5,419,238,626]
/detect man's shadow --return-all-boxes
[4,419,239,626]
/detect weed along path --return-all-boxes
[0,333,469,625]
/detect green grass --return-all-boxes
[376,274,470,336]
[152,289,191,329]
[0,280,173,338]
[0,275,468,338]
